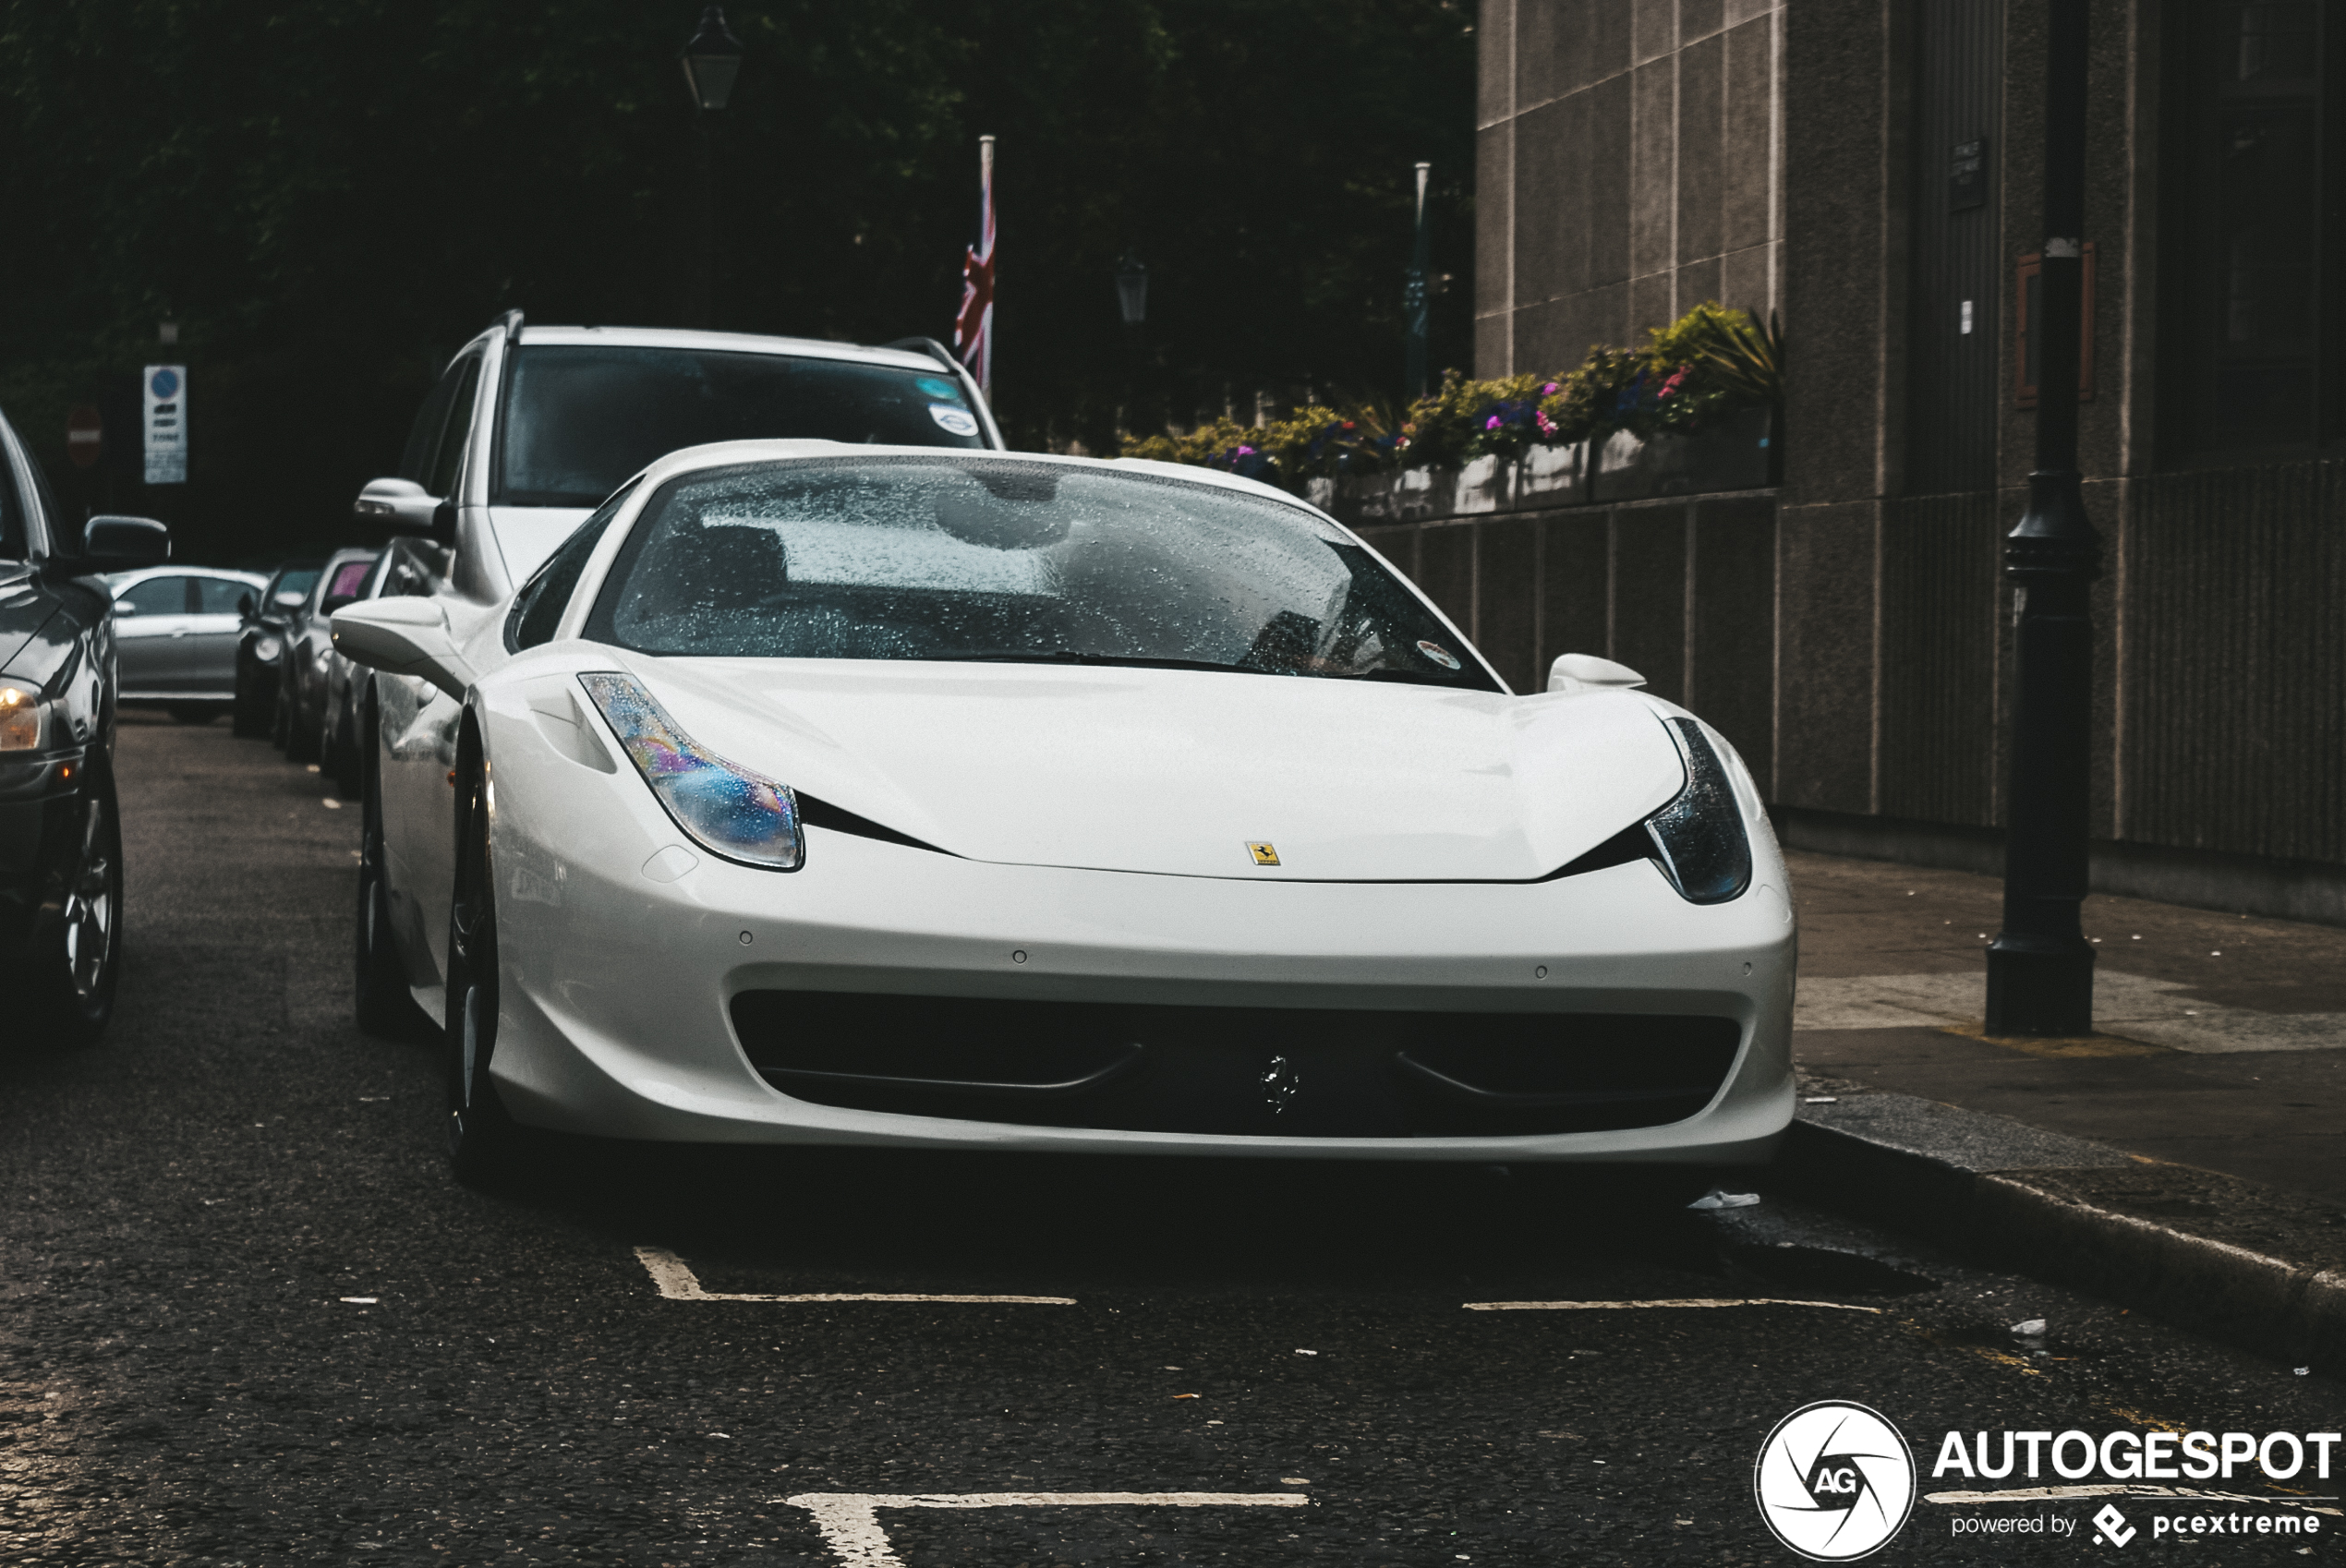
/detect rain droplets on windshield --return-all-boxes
[585,458,1498,689]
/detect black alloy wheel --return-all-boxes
[443,746,525,1183]
[355,695,432,1040]
[270,674,293,752]
[286,669,321,763]
[30,756,125,1044]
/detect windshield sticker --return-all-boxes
[1416,639,1462,670]
[928,404,981,437]
[915,377,962,402]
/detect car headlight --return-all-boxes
[578,672,804,871]
[254,636,283,662]
[0,686,37,752]
[1642,718,1752,904]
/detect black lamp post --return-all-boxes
[1116,253,1148,435]
[1985,0,2100,1036]
[679,6,744,329]
[1403,162,1432,403]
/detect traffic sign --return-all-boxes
[67,405,102,470]
[143,364,186,484]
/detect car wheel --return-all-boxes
[444,747,526,1184]
[356,707,432,1041]
[331,703,364,796]
[30,757,125,1045]
[168,703,219,725]
[232,663,271,737]
[271,680,292,752]
[287,679,320,763]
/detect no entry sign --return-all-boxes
[66,405,102,470]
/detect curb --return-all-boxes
[1781,1103,2346,1368]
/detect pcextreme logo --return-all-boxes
[1753,1401,1918,1561]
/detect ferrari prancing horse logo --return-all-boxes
[1247,842,1280,866]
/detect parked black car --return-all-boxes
[275,548,377,760]
[232,558,322,737]
[0,404,170,1043]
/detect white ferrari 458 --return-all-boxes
[333,443,1795,1182]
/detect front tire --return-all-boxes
[30,757,125,1045]
[232,661,272,737]
[444,748,526,1184]
[356,702,431,1040]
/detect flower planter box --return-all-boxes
[1316,404,1775,526]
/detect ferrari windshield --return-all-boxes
[585,458,1497,688]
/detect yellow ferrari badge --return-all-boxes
[1247,842,1281,866]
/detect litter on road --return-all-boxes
[635,1247,1076,1306]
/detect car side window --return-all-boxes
[398,359,465,484]
[0,437,24,561]
[194,578,249,615]
[509,479,642,652]
[426,356,484,501]
[117,577,188,616]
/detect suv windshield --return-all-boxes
[586,458,1498,690]
[497,345,988,507]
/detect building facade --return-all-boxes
[1346,0,2346,921]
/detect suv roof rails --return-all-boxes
[883,337,960,370]
[492,308,525,343]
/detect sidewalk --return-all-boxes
[1789,848,2346,1205]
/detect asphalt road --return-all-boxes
[0,712,2338,1566]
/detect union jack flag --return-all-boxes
[953,136,996,398]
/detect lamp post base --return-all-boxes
[1984,938,2096,1036]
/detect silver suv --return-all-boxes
[355,315,1000,593]
[343,317,1001,1039]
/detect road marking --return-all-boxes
[1463,1297,1882,1313]
[1929,1485,2341,1516]
[781,1491,1310,1568]
[635,1247,1075,1306]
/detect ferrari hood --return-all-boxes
[625,658,1690,882]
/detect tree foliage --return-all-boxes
[0,0,1473,563]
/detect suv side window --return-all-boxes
[0,428,25,562]
[427,356,484,501]
[508,478,642,651]
[397,369,459,483]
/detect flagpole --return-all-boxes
[977,136,995,403]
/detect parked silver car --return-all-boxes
[105,566,271,723]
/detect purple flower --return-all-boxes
[1485,416,1502,430]
[1235,445,1256,456]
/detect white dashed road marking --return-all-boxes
[781,1491,1311,1568]
[635,1247,1076,1306]
[1463,1297,1883,1313]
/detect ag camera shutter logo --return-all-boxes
[1753,1401,1917,1560]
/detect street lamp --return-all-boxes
[1115,253,1148,327]
[679,6,743,328]
[680,6,744,112]
[1985,0,2099,1036]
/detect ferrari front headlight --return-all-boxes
[578,672,803,871]
[0,687,38,752]
[1643,718,1752,904]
